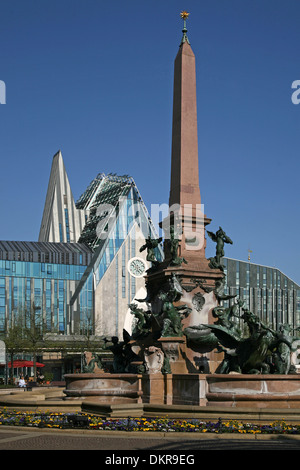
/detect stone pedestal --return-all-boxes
[146,264,224,373]
[157,336,188,374]
[141,373,165,404]
[164,374,173,405]
[172,373,208,406]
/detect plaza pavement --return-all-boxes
[0,426,299,451]
[1,387,300,452]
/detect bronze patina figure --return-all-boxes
[129,303,152,339]
[186,301,300,375]
[82,352,103,373]
[157,274,191,337]
[140,235,162,268]
[207,227,233,270]
[168,225,187,266]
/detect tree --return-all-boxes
[67,312,108,372]
[22,303,51,381]
[0,317,26,384]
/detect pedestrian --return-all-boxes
[18,376,26,388]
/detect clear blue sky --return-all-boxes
[0,0,299,284]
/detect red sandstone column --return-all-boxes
[169,41,201,210]
[165,36,208,263]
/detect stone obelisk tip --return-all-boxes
[180,11,190,45]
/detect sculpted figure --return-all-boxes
[158,291,183,337]
[82,352,103,373]
[212,299,244,336]
[169,225,187,266]
[109,336,127,373]
[144,346,164,374]
[207,227,233,270]
[140,236,162,268]
[263,323,298,374]
[129,303,152,338]
[163,225,187,267]
[186,304,299,375]
[156,274,191,338]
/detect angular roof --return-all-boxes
[76,174,137,250]
[39,150,87,243]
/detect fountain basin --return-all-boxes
[206,374,300,408]
[63,372,300,409]
[63,373,143,403]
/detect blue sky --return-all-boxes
[0,0,299,284]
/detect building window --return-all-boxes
[122,244,126,298]
[59,223,63,243]
[65,208,70,243]
[116,254,119,335]
[246,264,250,288]
[236,261,240,289]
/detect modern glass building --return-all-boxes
[70,171,163,338]
[37,152,162,339]
[222,258,300,331]
[0,241,93,334]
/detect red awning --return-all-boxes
[7,360,45,368]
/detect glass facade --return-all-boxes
[0,261,87,334]
[0,259,86,281]
[77,174,137,250]
[78,271,94,335]
[222,258,300,331]
[71,186,163,333]
[0,241,92,335]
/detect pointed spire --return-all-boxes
[180,10,190,45]
[39,151,87,243]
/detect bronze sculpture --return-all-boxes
[207,227,233,270]
[129,303,152,339]
[139,236,162,269]
[186,303,300,375]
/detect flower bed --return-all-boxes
[0,409,300,434]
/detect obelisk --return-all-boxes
[169,12,201,210]
[163,12,216,272]
[151,12,224,373]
